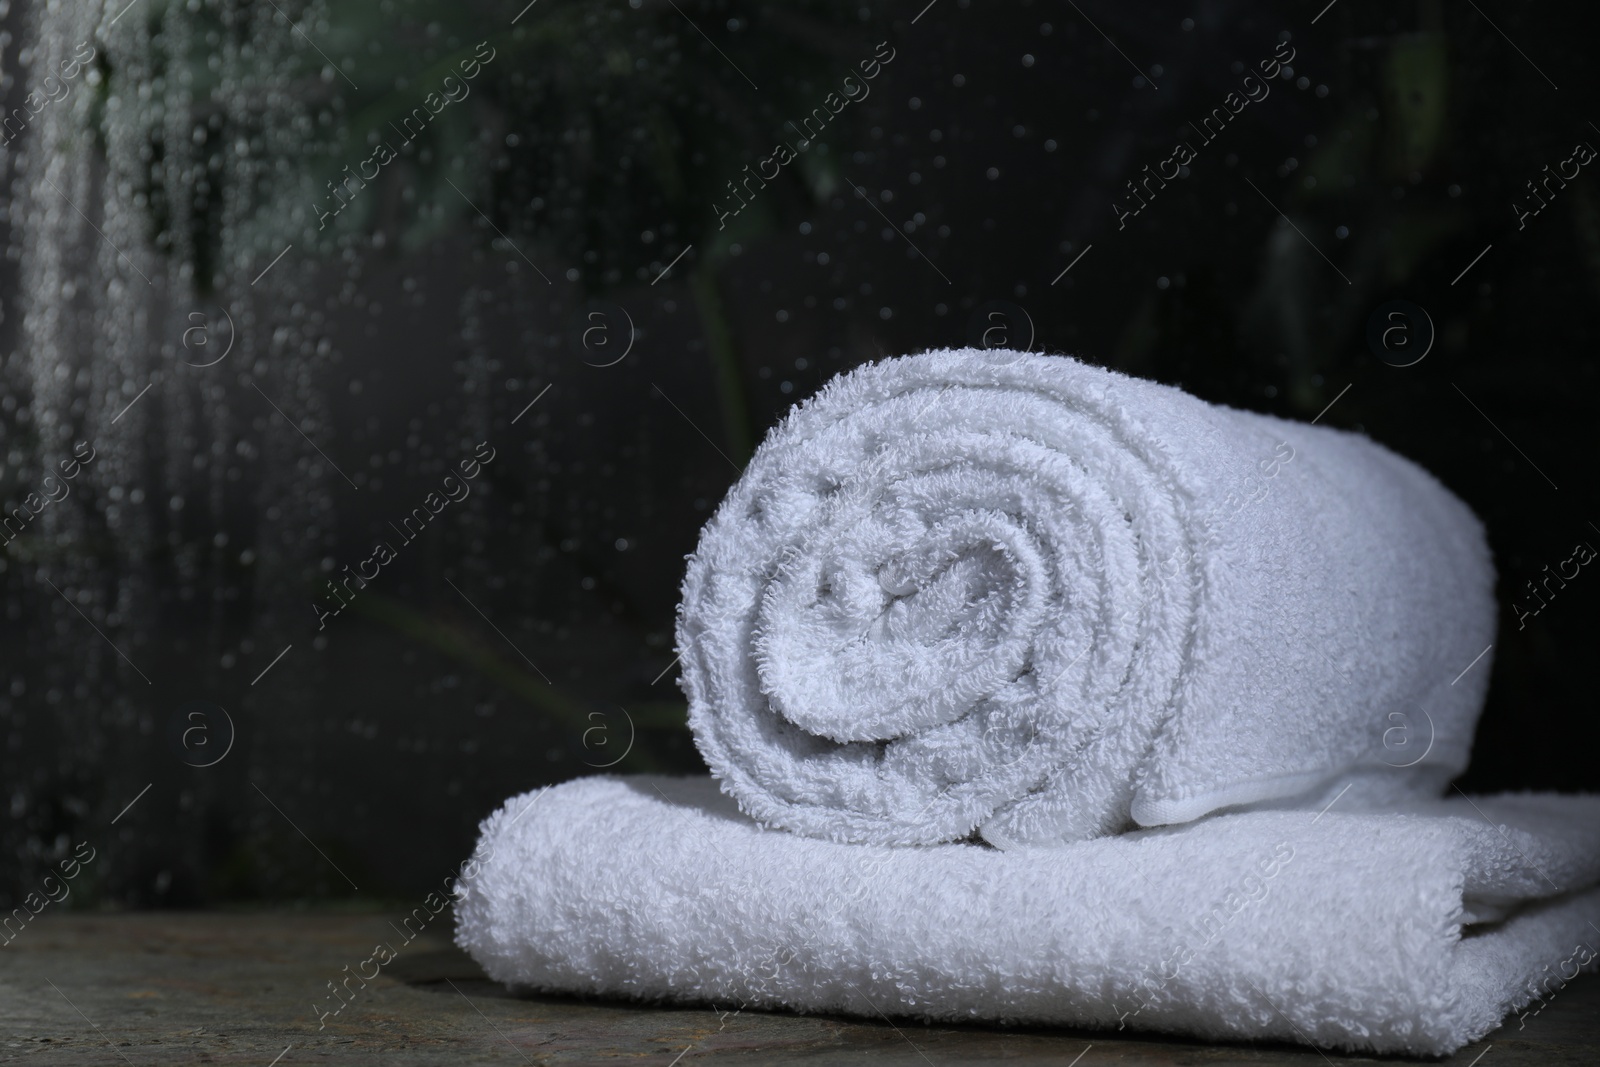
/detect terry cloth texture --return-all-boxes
[677,349,1496,846]
[454,776,1600,1057]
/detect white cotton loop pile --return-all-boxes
[677,349,1496,847]
[453,777,1600,1057]
[455,350,1586,1055]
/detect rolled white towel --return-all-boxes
[679,349,1495,846]
[453,776,1600,1056]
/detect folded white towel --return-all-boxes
[678,349,1496,846]
[454,776,1600,1057]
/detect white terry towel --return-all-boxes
[678,349,1496,847]
[454,776,1600,1057]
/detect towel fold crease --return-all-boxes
[454,776,1600,1056]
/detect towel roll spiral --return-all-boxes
[678,350,1495,847]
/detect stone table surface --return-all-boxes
[0,913,1595,1065]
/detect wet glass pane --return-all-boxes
[0,0,1591,909]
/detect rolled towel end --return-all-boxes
[680,348,1497,848]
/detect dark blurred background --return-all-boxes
[0,0,1594,909]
